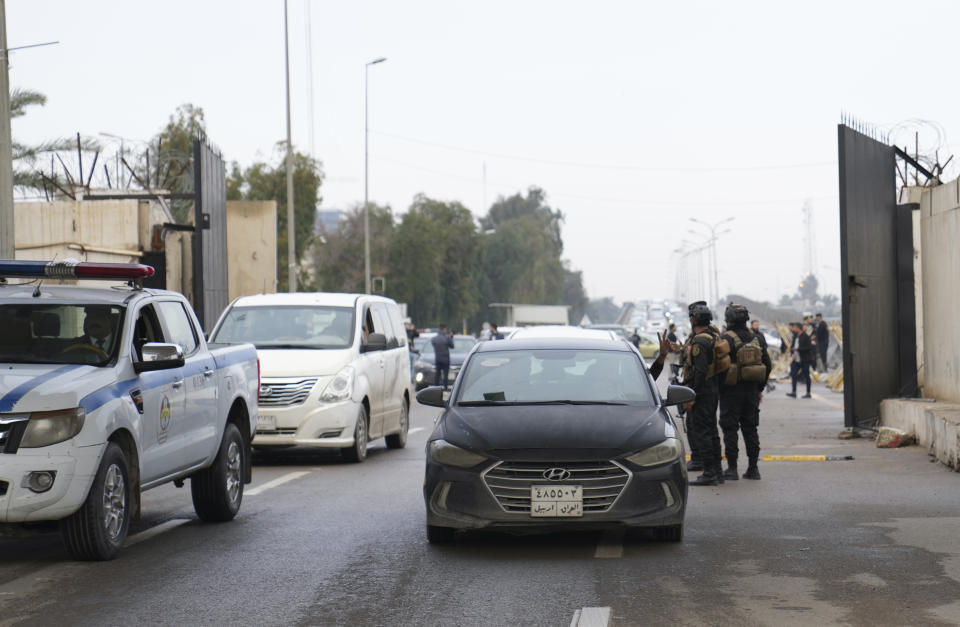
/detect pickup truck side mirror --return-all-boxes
[416,386,446,407]
[663,384,696,407]
[361,332,387,353]
[135,342,186,373]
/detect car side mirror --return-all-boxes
[135,342,185,373]
[361,332,387,353]
[416,386,446,408]
[664,385,696,407]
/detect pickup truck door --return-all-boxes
[131,304,185,483]
[155,301,218,468]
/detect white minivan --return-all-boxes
[209,293,411,462]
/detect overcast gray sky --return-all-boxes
[10,1,959,305]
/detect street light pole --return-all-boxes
[364,57,386,295]
[689,217,734,307]
[284,0,296,292]
[0,0,14,259]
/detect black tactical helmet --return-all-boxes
[688,301,712,326]
[725,303,749,325]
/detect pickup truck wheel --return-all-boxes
[341,405,368,463]
[385,399,409,449]
[60,442,131,561]
[191,422,244,522]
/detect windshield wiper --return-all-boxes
[458,399,628,406]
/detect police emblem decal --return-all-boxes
[159,395,172,443]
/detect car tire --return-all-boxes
[341,405,369,463]
[60,442,132,561]
[191,422,244,522]
[654,524,683,542]
[426,524,455,544]
[385,399,409,449]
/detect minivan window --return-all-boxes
[212,306,355,349]
[372,304,399,349]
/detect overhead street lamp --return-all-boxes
[364,56,387,294]
[283,0,297,292]
[689,217,734,307]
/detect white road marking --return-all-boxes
[125,518,191,547]
[594,529,624,559]
[409,427,425,435]
[570,607,611,627]
[245,471,312,496]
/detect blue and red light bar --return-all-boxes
[0,260,154,281]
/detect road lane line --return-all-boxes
[594,529,624,559]
[245,471,311,496]
[570,607,611,627]
[125,518,191,547]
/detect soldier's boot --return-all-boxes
[742,462,761,480]
[715,464,725,484]
[723,462,739,481]
[686,459,704,472]
[690,467,720,487]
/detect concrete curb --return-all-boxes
[880,399,960,471]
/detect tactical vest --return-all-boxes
[683,331,721,381]
[722,330,766,386]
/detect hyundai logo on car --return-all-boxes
[543,468,571,481]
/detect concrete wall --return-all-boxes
[918,180,960,403]
[15,199,141,265]
[226,200,277,300]
[881,399,960,471]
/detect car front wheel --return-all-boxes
[341,405,369,463]
[385,399,409,449]
[191,422,244,522]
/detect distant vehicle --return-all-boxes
[508,326,619,341]
[418,335,693,543]
[413,334,479,390]
[0,260,259,560]
[585,324,631,339]
[210,292,411,463]
[633,332,661,359]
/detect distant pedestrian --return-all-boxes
[815,313,829,371]
[404,318,419,382]
[489,323,504,340]
[432,325,455,389]
[787,321,813,398]
[750,320,768,350]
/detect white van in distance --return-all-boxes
[209,293,411,462]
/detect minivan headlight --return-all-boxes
[625,438,682,467]
[320,366,355,402]
[428,439,487,468]
[20,408,86,448]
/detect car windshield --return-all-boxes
[420,337,477,355]
[0,303,124,366]
[456,348,653,404]
[212,305,355,349]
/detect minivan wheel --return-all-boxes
[341,405,368,463]
[385,399,409,449]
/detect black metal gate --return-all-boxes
[192,137,228,331]
[837,124,917,428]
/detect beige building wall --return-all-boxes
[15,199,142,265]
[226,200,277,300]
[918,180,960,403]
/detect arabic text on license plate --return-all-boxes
[257,415,276,430]
[530,484,583,517]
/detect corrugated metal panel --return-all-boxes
[192,138,228,331]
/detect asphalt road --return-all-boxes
[2,379,960,626]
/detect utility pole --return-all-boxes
[283,0,296,292]
[0,0,14,259]
[364,57,386,295]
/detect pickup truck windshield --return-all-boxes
[212,305,356,349]
[0,304,124,366]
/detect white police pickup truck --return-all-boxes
[0,260,259,560]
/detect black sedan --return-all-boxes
[413,334,478,390]
[418,336,694,543]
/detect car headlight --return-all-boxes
[320,366,355,402]
[624,438,683,467]
[428,439,487,468]
[20,408,85,448]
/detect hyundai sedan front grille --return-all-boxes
[482,460,630,514]
[258,378,318,408]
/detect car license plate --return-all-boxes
[257,415,276,430]
[530,485,583,517]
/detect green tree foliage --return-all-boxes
[389,195,481,326]
[311,202,394,294]
[228,145,323,292]
[140,103,208,222]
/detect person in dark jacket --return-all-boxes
[787,322,813,398]
[814,313,829,371]
[431,325,455,389]
[750,319,767,349]
[720,305,772,481]
[682,301,724,486]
